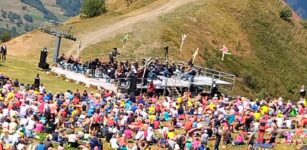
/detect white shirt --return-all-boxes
[155,80,162,89]
[26,119,35,130]
[2,122,9,129]
[110,138,119,149]
[285,120,292,129]
[19,105,28,117]
[3,108,9,117]
[253,122,260,132]
[11,132,20,144]
[276,118,283,128]
[68,134,77,143]
[146,129,154,142]
[238,105,244,113]
[135,131,144,140]
[20,118,28,126]
[31,105,38,113]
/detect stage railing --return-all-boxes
[174,61,236,89]
[57,57,236,90]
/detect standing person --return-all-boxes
[1,44,7,62]
[300,85,306,98]
[34,74,40,89]
[147,81,155,98]
[214,129,222,150]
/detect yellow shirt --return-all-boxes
[277,113,283,118]
[148,106,155,115]
[120,101,125,107]
[261,105,269,114]
[7,92,14,100]
[187,100,192,107]
[209,103,216,110]
[177,97,182,104]
[167,131,175,139]
[254,112,261,120]
[149,115,156,122]
[34,91,39,95]
[71,110,77,118]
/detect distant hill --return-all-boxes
[0,0,81,36]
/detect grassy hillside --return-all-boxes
[80,0,307,99]
[2,0,307,99]
[0,0,160,93]
[0,0,81,35]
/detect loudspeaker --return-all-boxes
[40,48,48,63]
[38,63,50,70]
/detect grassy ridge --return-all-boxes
[80,0,307,99]
[162,0,307,99]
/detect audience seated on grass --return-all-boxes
[0,72,306,150]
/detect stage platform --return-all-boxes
[51,67,232,93]
[51,67,118,91]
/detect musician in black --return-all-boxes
[1,44,7,62]
[34,74,40,89]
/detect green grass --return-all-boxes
[32,127,307,150]
[0,55,95,93]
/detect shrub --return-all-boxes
[24,24,33,32]
[22,6,27,11]
[81,0,106,18]
[242,71,258,89]
[279,7,292,22]
[20,0,59,21]
[56,0,82,17]
[1,10,7,19]
[23,14,33,23]
[0,32,11,42]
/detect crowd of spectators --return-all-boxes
[0,72,306,150]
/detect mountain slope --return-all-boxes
[67,0,196,54]
[0,0,81,35]
[4,0,307,99]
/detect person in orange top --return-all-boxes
[118,134,128,147]
[185,119,193,133]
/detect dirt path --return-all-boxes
[67,0,197,54]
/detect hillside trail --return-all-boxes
[67,0,197,55]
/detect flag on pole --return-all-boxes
[179,34,188,54]
[192,48,199,63]
[219,45,231,61]
[77,40,85,58]
[121,34,129,49]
